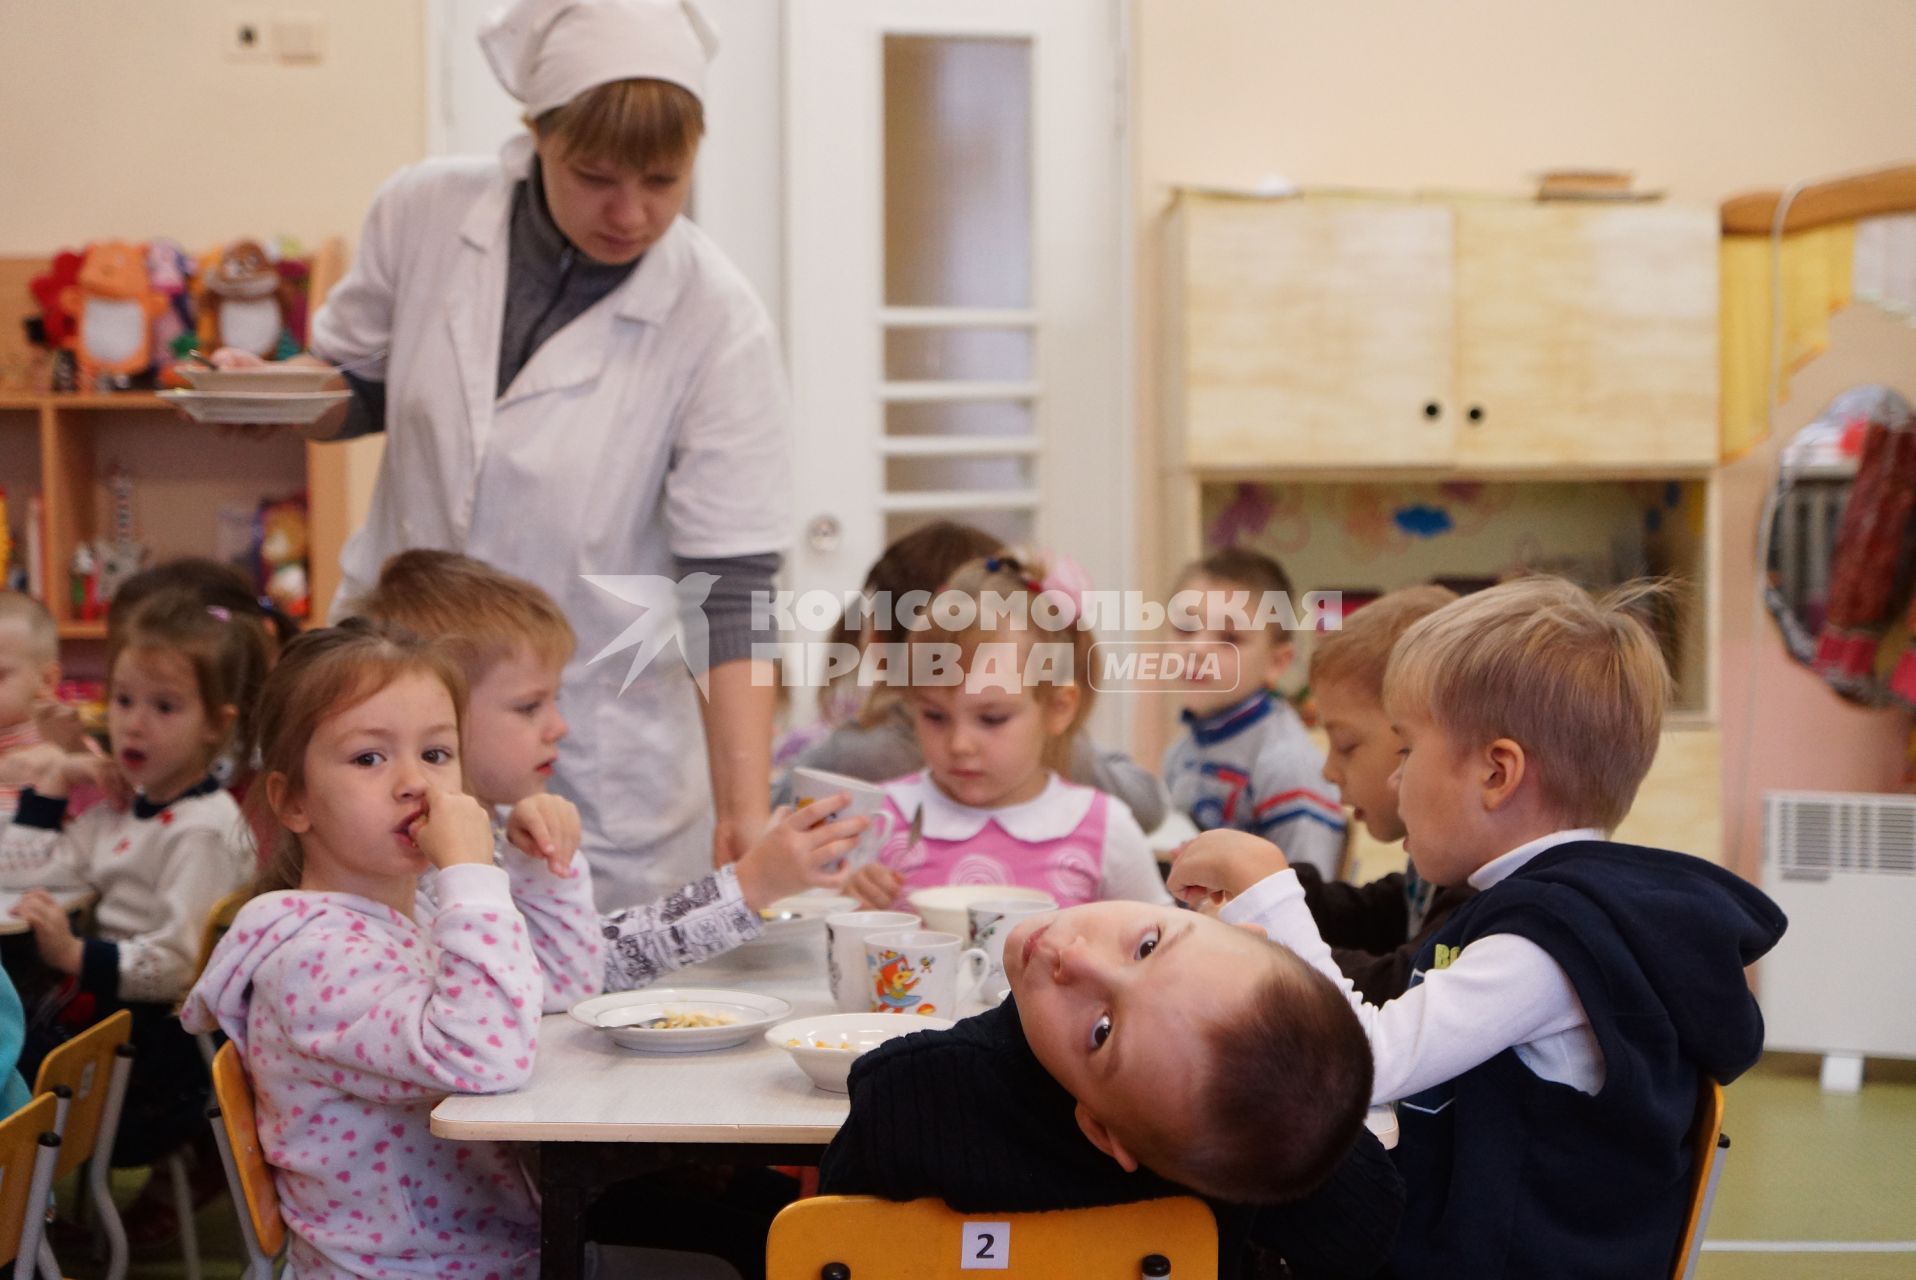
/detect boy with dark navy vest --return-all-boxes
[1170,576,1787,1279]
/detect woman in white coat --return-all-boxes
[211,0,786,911]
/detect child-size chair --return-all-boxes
[190,889,250,1069]
[206,1042,284,1280]
[31,1009,137,1280]
[0,1093,62,1280]
[1672,1079,1729,1280]
[766,1195,1217,1279]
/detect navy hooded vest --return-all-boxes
[1388,840,1786,1279]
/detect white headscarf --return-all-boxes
[479,0,719,116]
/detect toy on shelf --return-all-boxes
[96,463,148,602]
[145,239,197,387]
[70,543,102,621]
[58,242,169,391]
[195,239,297,358]
[257,494,310,618]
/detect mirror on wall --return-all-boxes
[1760,384,1916,707]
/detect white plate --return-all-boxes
[906,884,1056,937]
[748,891,861,945]
[177,365,339,393]
[765,1012,954,1092]
[158,388,351,425]
[568,987,793,1053]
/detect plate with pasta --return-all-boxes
[569,988,795,1052]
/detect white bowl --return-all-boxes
[748,891,861,945]
[765,1012,954,1092]
[569,987,793,1052]
[177,364,340,393]
[906,884,1056,937]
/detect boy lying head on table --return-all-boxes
[819,900,1403,1279]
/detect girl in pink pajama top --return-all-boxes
[184,621,601,1280]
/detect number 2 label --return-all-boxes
[961,1220,1010,1270]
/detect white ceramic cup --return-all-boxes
[865,929,991,1018]
[825,910,920,1012]
[790,766,895,869]
[966,899,1055,991]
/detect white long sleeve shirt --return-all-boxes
[1222,830,1608,1105]
[0,782,253,1003]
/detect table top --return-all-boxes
[0,888,98,935]
[430,929,1401,1151]
[431,934,856,1145]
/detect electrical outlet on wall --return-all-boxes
[224,9,271,63]
[274,12,326,63]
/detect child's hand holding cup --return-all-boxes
[789,767,895,870]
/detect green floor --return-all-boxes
[48,1053,1916,1278]
[1697,1054,1916,1280]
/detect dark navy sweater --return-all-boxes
[820,999,1405,1279]
[1389,840,1787,1279]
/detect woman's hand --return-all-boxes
[12,890,84,974]
[410,787,497,871]
[733,799,868,910]
[1167,830,1291,913]
[504,793,582,878]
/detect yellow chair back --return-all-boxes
[0,1093,59,1269]
[193,888,251,986]
[30,1007,132,1180]
[1672,1078,1728,1280]
[767,1195,1217,1279]
[212,1041,287,1257]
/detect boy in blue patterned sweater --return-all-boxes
[1162,548,1346,878]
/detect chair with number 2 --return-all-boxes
[766,1195,1216,1279]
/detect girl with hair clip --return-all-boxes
[846,555,1172,913]
[779,524,1169,832]
[182,621,721,1280]
[0,590,268,1229]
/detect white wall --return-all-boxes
[0,0,428,252]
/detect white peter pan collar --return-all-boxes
[884,772,1094,844]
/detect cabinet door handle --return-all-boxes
[1423,401,1442,420]
[1466,405,1486,424]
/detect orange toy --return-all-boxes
[58,242,166,389]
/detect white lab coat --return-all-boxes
[311,138,791,911]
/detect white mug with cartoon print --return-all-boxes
[865,929,990,1019]
[790,766,895,869]
[967,899,1054,997]
[826,910,919,1012]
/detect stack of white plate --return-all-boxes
[159,364,350,425]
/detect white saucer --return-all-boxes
[568,987,793,1053]
[159,388,351,425]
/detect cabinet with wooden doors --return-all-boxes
[1164,191,1719,472]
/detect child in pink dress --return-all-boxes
[183,620,602,1280]
[847,555,1169,912]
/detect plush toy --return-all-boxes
[58,242,166,390]
[256,495,310,618]
[27,250,84,349]
[195,239,294,357]
[144,240,196,384]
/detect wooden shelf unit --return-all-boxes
[0,242,354,643]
